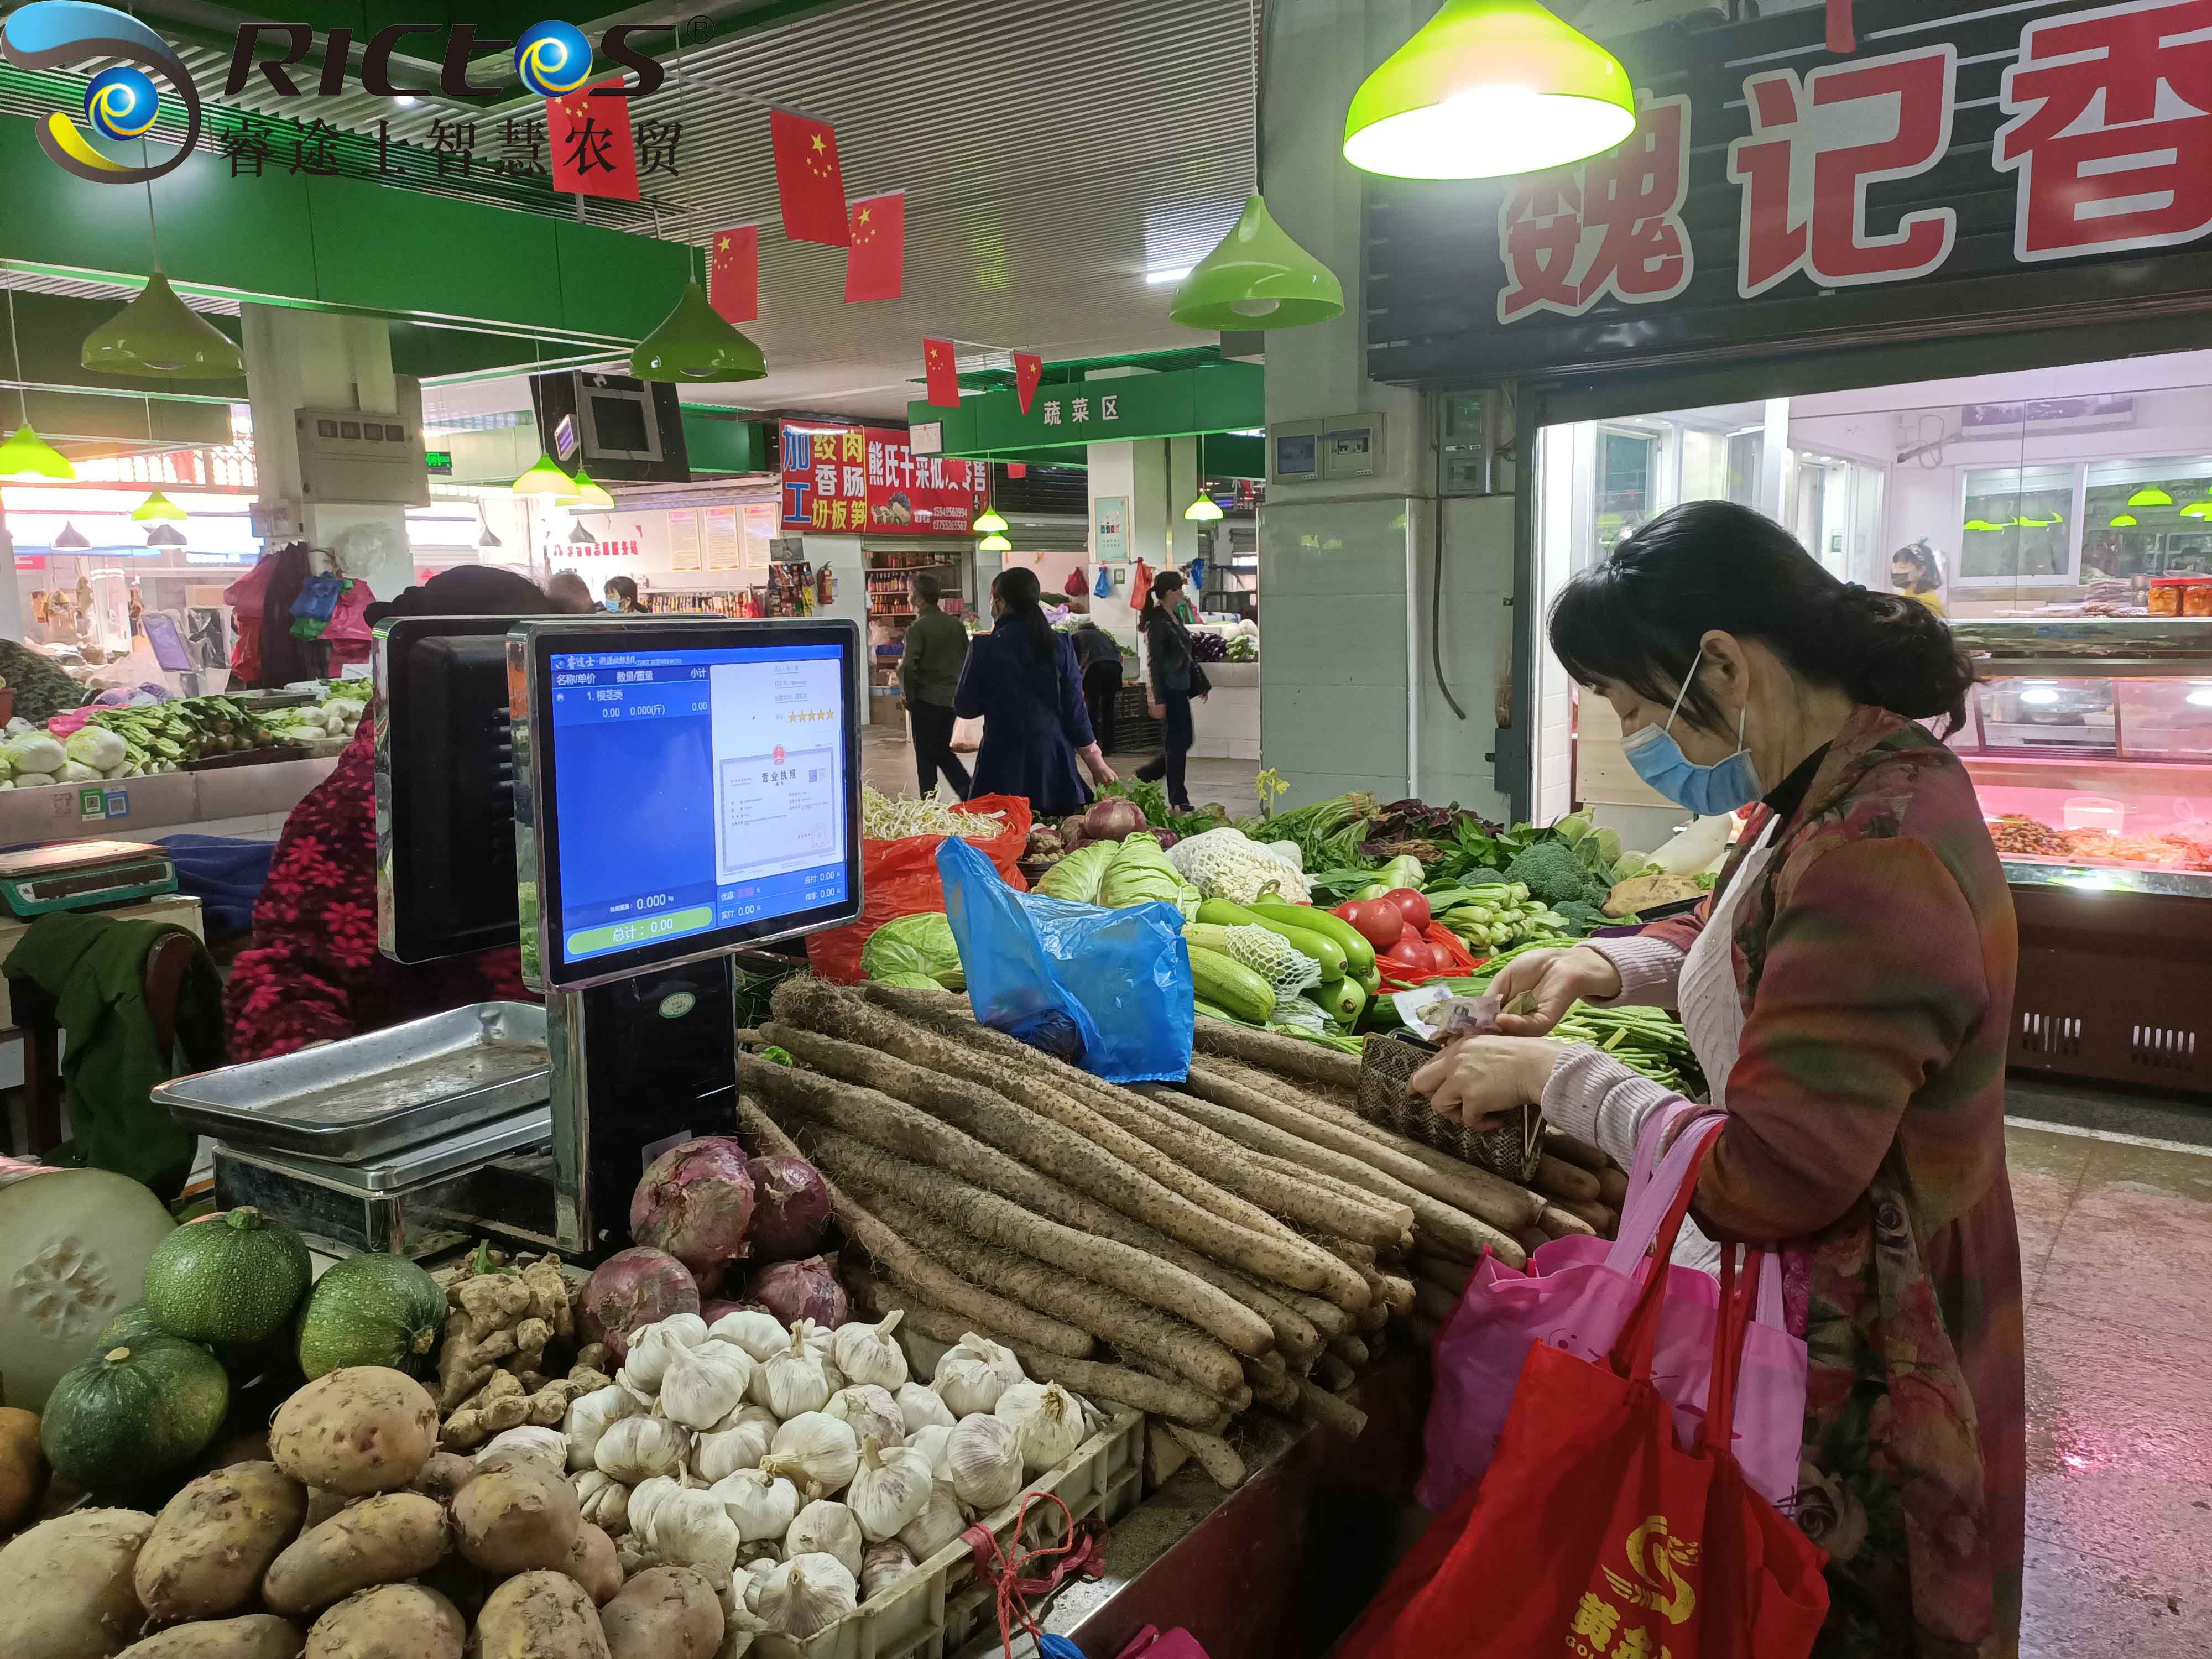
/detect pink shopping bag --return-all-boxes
[1417,1108,1807,1513]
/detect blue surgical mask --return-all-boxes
[1620,667,1763,816]
[604,598,622,612]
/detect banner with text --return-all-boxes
[780,421,985,533]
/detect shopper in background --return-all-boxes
[604,575,648,614]
[1069,617,1124,755]
[900,570,971,800]
[546,571,596,613]
[954,565,1114,818]
[1891,539,1948,617]
[1136,568,1208,813]
[1411,501,2021,1659]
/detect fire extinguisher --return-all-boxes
[816,566,836,604]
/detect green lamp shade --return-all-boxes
[978,531,1012,553]
[145,523,186,546]
[1183,492,1225,521]
[2183,502,2212,519]
[974,508,1009,533]
[1343,0,1636,180]
[131,490,187,522]
[570,468,617,509]
[81,270,243,378]
[1962,518,2007,531]
[2110,513,2138,526]
[631,283,766,382]
[1170,195,1344,331]
[2127,486,2173,506]
[513,452,578,497]
[0,422,76,481]
[51,520,90,550]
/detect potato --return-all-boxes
[304,1583,463,1659]
[137,1462,309,1623]
[470,1571,610,1659]
[262,1491,447,1616]
[599,1566,724,1659]
[409,1452,478,1504]
[302,1489,349,1529]
[116,1615,304,1659]
[565,1521,620,1605]
[0,1506,155,1659]
[452,1461,578,1576]
[270,1370,438,1496]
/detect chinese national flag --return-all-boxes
[547,81,639,201]
[1013,351,1043,414]
[709,226,759,324]
[843,192,904,302]
[1007,462,1027,478]
[1826,0,1854,52]
[922,338,959,408]
[771,109,848,245]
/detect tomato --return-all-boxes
[1380,936,1436,975]
[1333,899,1404,950]
[1381,888,1431,932]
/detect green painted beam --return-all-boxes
[6,388,233,445]
[910,362,1264,458]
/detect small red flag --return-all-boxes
[1007,462,1028,478]
[923,338,959,408]
[770,109,848,245]
[1826,0,1855,51]
[547,81,639,201]
[709,226,759,324]
[843,192,905,302]
[1013,352,1044,415]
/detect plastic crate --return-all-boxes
[751,1406,1145,1659]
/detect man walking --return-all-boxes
[899,571,971,799]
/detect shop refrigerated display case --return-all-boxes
[1950,619,2212,1094]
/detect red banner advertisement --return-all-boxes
[780,421,985,534]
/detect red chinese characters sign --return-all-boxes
[1499,93,1693,322]
[780,422,985,534]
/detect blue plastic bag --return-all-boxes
[936,836,1192,1083]
[1094,565,1114,599]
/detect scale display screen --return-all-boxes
[524,619,863,989]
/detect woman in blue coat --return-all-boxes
[955,566,1117,818]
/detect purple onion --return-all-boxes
[631,1135,758,1275]
[751,1254,849,1328]
[579,1246,699,1362]
[745,1155,834,1262]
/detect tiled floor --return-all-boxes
[859,726,1264,821]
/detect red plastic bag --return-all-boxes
[807,794,1032,983]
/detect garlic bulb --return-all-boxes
[830,1311,910,1391]
[757,1327,834,1418]
[573,1469,631,1536]
[710,1465,801,1543]
[627,1474,687,1542]
[661,1340,757,1431]
[896,1480,966,1561]
[764,1411,859,1500]
[787,1317,837,1360]
[693,1416,776,1484]
[860,1538,916,1602]
[783,1499,865,1577]
[994,1381,1084,1473]
[707,1400,780,1436]
[933,1334,1024,1416]
[626,1314,709,1392]
[847,1434,933,1543]
[739,1554,780,1613]
[896,1383,956,1433]
[477,1425,567,1471]
[707,1307,792,1363]
[565,1383,641,1471]
[904,1424,954,1485]
[946,1413,1023,1512]
[824,1384,905,1448]
[758,1552,857,1637]
[596,1413,691,1483]
[650,1484,741,1579]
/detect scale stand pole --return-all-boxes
[547,987,591,1255]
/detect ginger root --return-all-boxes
[443,1369,528,1448]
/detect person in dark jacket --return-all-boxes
[1137,570,1208,813]
[0,636,88,722]
[899,571,971,799]
[1068,618,1124,756]
[954,566,1115,818]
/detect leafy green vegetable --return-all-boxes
[870,972,941,990]
[860,912,966,990]
[1501,841,1613,909]
[1372,854,1426,894]
[1250,792,1383,874]
[1098,778,1224,841]
[1037,839,1117,904]
[1100,833,1199,914]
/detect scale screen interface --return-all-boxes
[547,643,850,965]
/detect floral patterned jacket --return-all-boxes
[1632,705,2024,1659]
[225,724,529,1060]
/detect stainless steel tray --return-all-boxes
[157,1001,549,1163]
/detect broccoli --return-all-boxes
[1503,841,1614,909]
[1551,898,1616,933]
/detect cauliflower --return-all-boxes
[1169,828,1310,905]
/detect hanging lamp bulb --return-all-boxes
[0,422,76,481]
[979,531,1012,553]
[145,522,186,546]
[2110,513,2138,526]
[81,270,244,378]
[513,452,578,497]
[1171,195,1343,330]
[570,467,617,509]
[2127,485,2173,507]
[974,507,1009,533]
[132,489,187,521]
[568,520,598,545]
[51,521,91,550]
[1183,490,1225,522]
[1343,0,1636,180]
[631,282,766,382]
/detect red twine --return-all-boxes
[960,1492,1109,1659]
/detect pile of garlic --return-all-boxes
[565,1307,1099,1641]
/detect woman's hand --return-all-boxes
[1149,702,1166,719]
[1406,1036,1567,1130]
[1080,745,1117,787]
[1490,945,1624,1035]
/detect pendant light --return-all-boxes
[2127,485,2173,507]
[1183,436,1224,521]
[570,468,617,509]
[973,507,1009,533]
[2182,502,2212,520]
[568,521,597,546]
[979,531,1012,554]
[1172,2,1342,331]
[145,522,186,546]
[51,521,90,550]
[513,452,578,497]
[132,490,187,521]
[1,292,75,481]
[1343,0,1635,180]
[82,270,243,377]
[2110,513,2138,526]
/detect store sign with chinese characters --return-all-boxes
[1368,0,2212,381]
[779,422,984,534]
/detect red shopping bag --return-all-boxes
[807,794,1031,983]
[1340,1142,1829,1659]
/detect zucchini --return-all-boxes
[1246,900,1376,973]
[1187,946,1275,1025]
[1194,899,1348,979]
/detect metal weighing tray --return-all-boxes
[157,1001,549,1163]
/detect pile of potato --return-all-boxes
[0,1366,732,1659]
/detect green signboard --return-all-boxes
[424,450,455,474]
[909,362,1262,460]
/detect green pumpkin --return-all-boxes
[41,1336,229,1490]
[142,1206,312,1345]
[296,1254,447,1380]
[93,1300,176,1350]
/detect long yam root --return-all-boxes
[1190,1018,1363,1088]
[1165,1425,1246,1490]
[1295,1378,1370,1438]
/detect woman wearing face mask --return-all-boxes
[1410,502,2021,1659]
[604,575,648,614]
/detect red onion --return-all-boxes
[579,1246,699,1362]
[1081,798,1146,842]
[745,1155,834,1261]
[751,1254,848,1328]
[700,1297,771,1324]
[631,1135,757,1275]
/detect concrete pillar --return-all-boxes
[241,305,415,598]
